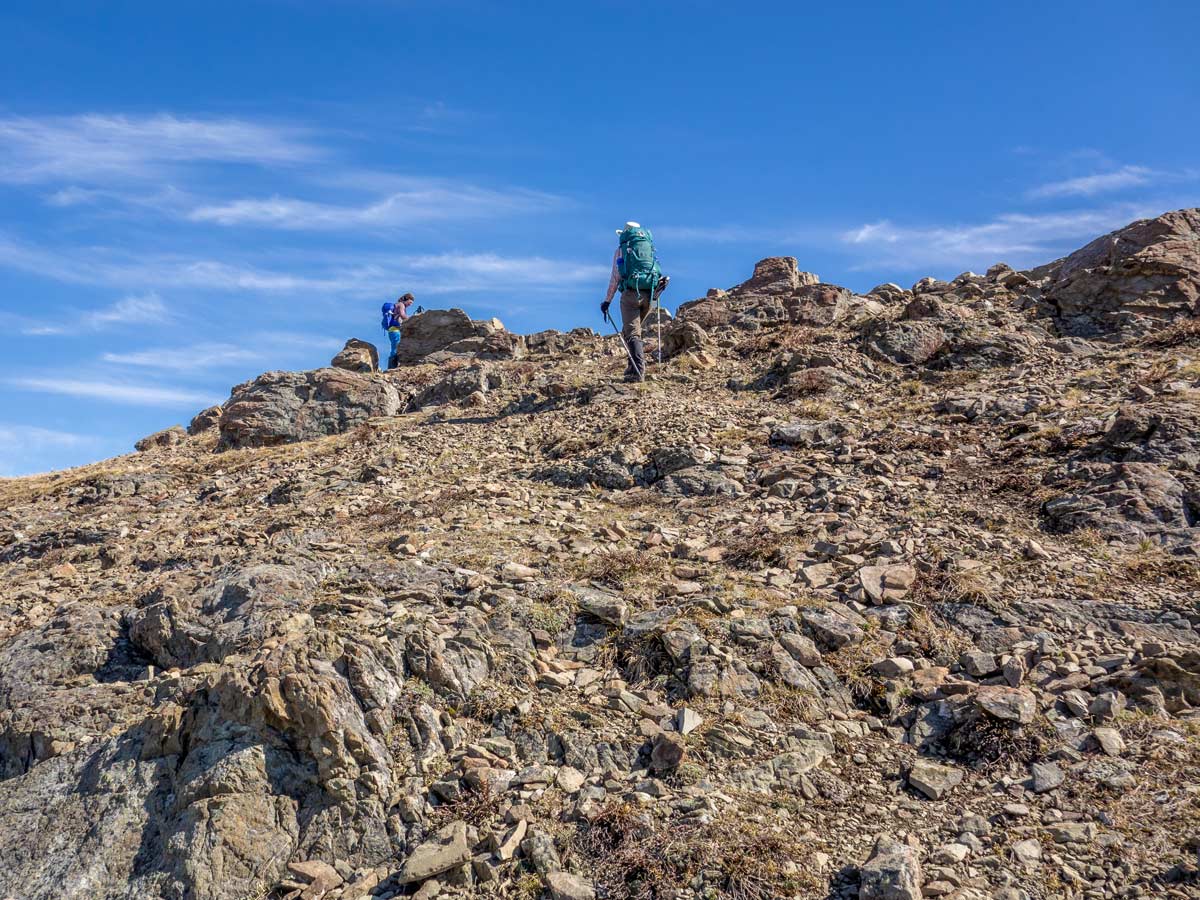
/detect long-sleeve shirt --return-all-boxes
[603,248,622,304]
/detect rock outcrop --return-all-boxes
[394,309,518,365]
[1046,207,1200,337]
[731,255,820,296]
[331,338,379,373]
[187,405,223,435]
[218,368,402,449]
[135,424,186,451]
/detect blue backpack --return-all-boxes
[381,302,395,330]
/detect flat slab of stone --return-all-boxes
[859,835,923,900]
[399,821,472,884]
[908,758,963,800]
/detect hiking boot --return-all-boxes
[622,372,644,383]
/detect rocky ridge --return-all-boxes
[1,210,1199,900]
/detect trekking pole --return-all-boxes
[649,276,670,364]
[604,310,638,370]
[655,292,663,363]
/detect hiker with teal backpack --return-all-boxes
[381,293,415,369]
[600,222,670,382]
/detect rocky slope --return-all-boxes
[1,210,1199,900]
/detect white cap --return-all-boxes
[615,220,641,234]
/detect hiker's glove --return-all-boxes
[600,300,611,317]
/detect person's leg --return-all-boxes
[388,329,401,369]
[619,289,645,380]
[639,293,653,363]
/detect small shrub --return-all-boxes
[945,715,1052,768]
[722,527,786,569]
[430,782,501,829]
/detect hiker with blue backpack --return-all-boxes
[601,222,669,382]
[381,293,415,369]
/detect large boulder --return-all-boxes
[787,283,852,326]
[135,425,186,452]
[772,420,856,450]
[865,320,947,366]
[1043,461,1199,551]
[526,328,593,356]
[460,329,526,361]
[218,368,402,449]
[660,320,709,359]
[731,257,819,297]
[1101,404,1200,471]
[393,309,508,365]
[330,338,379,373]
[1046,208,1200,337]
[675,259,824,333]
[859,835,923,900]
[675,297,733,330]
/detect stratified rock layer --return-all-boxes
[1047,207,1200,336]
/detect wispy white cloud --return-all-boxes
[0,113,317,184]
[0,114,559,234]
[1028,165,1157,199]
[86,292,169,327]
[0,233,605,296]
[101,333,344,371]
[255,331,346,352]
[0,424,94,449]
[102,341,259,371]
[188,178,560,230]
[20,291,169,335]
[839,203,1165,271]
[7,377,219,407]
[0,236,351,293]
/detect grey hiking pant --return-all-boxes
[619,288,651,377]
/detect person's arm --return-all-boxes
[602,248,621,306]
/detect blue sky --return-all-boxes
[1,1,1197,476]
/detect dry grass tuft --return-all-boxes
[1140,317,1200,349]
[903,605,975,660]
[792,399,833,420]
[722,527,788,570]
[577,548,668,588]
[1120,548,1200,589]
[570,803,821,900]
[733,326,814,357]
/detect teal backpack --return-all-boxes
[618,226,662,293]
